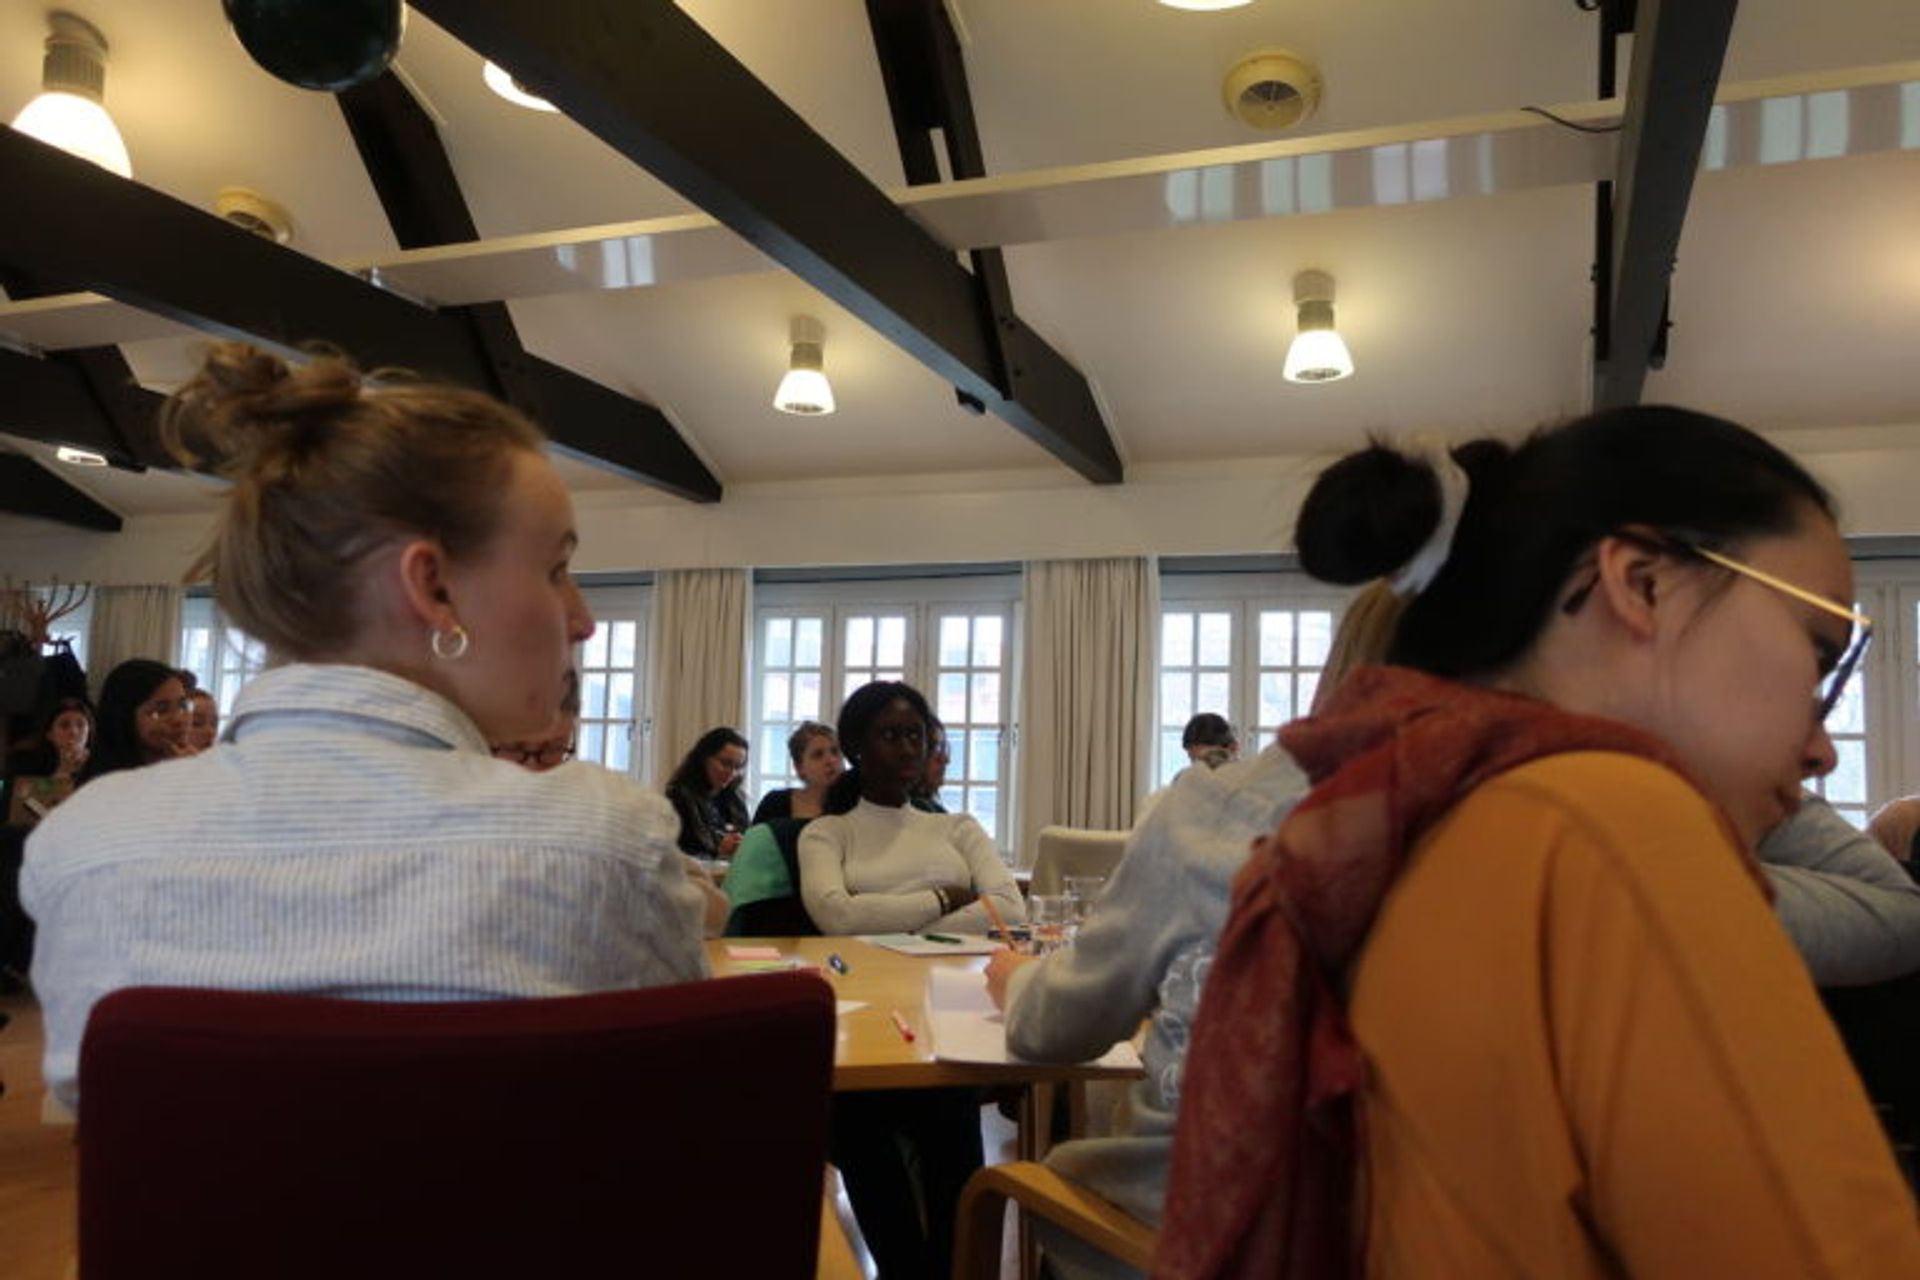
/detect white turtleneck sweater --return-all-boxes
[798,797,1026,935]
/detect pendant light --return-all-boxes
[774,316,836,416]
[10,12,131,179]
[1283,269,1355,384]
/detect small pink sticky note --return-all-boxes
[727,945,782,961]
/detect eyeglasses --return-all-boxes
[491,742,577,768]
[138,698,193,720]
[1564,530,1872,722]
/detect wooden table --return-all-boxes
[709,936,1142,1094]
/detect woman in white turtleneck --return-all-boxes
[799,680,1025,936]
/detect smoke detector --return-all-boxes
[1222,49,1322,131]
[215,186,294,244]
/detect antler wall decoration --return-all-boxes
[0,578,93,649]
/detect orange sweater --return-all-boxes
[1350,752,1920,1278]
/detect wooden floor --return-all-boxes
[0,990,1021,1280]
[0,993,75,1280]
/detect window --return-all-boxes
[751,571,1019,849]
[576,583,650,778]
[178,595,266,714]
[1155,571,1348,788]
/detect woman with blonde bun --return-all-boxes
[23,344,709,1110]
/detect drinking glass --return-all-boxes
[1026,894,1075,955]
[1062,874,1108,930]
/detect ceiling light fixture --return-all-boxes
[1283,269,1354,384]
[774,316,835,416]
[1159,1,1255,10]
[55,445,109,467]
[482,60,557,113]
[10,12,131,178]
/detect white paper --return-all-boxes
[836,1001,867,1016]
[859,932,1003,957]
[922,967,1142,1069]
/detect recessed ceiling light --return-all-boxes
[55,445,109,467]
[1159,0,1255,10]
[482,60,557,113]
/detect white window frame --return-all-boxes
[1155,571,1352,788]
[576,583,651,779]
[178,594,267,715]
[751,573,1021,850]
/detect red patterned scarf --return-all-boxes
[1152,665,1761,1280]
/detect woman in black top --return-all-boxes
[664,726,749,859]
[77,660,191,785]
[749,720,843,824]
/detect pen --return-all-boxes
[826,952,849,975]
[977,893,1011,946]
[889,1009,917,1043]
[921,933,965,945]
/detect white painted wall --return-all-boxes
[2,434,1917,586]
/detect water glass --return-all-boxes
[1026,894,1075,955]
[1062,874,1108,928]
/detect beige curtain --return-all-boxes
[1016,557,1158,866]
[86,584,183,698]
[649,568,750,787]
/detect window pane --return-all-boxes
[764,617,792,669]
[939,616,970,667]
[970,672,1001,724]
[580,723,605,765]
[611,621,638,669]
[583,671,609,718]
[938,673,968,723]
[1160,672,1192,726]
[1828,676,1865,736]
[946,731,968,780]
[760,725,787,770]
[1296,672,1322,716]
[968,786,999,839]
[974,616,1003,668]
[1196,672,1231,715]
[583,627,609,669]
[939,785,965,814]
[1259,673,1291,729]
[606,727,631,773]
[1828,738,1868,805]
[1162,613,1193,668]
[1159,731,1185,786]
[610,672,635,721]
[1299,611,1334,666]
[762,672,791,719]
[1260,611,1294,666]
[794,672,821,720]
[795,618,823,667]
[877,617,907,667]
[846,617,874,667]
[970,729,999,783]
[1197,612,1232,667]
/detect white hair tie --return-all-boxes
[1389,442,1469,596]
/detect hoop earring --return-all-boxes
[430,624,471,661]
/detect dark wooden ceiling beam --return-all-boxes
[0,451,122,533]
[0,128,721,502]
[0,267,165,470]
[411,0,1123,485]
[336,71,721,503]
[1593,0,1739,409]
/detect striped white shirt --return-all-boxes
[24,663,709,1108]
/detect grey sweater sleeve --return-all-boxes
[1757,796,1920,987]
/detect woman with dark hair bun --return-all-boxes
[77,659,190,784]
[800,680,1023,935]
[1160,407,1920,1278]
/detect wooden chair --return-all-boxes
[953,1161,1158,1280]
[77,973,836,1279]
[1029,825,1130,896]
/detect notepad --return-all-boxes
[860,933,1002,957]
[726,945,783,961]
[922,967,1142,1069]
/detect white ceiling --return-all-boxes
[0,0,1916,523]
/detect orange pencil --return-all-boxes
[977,892,1012,947]
[889,1008,917,1043]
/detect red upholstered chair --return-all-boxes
[77,973,835,1279]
